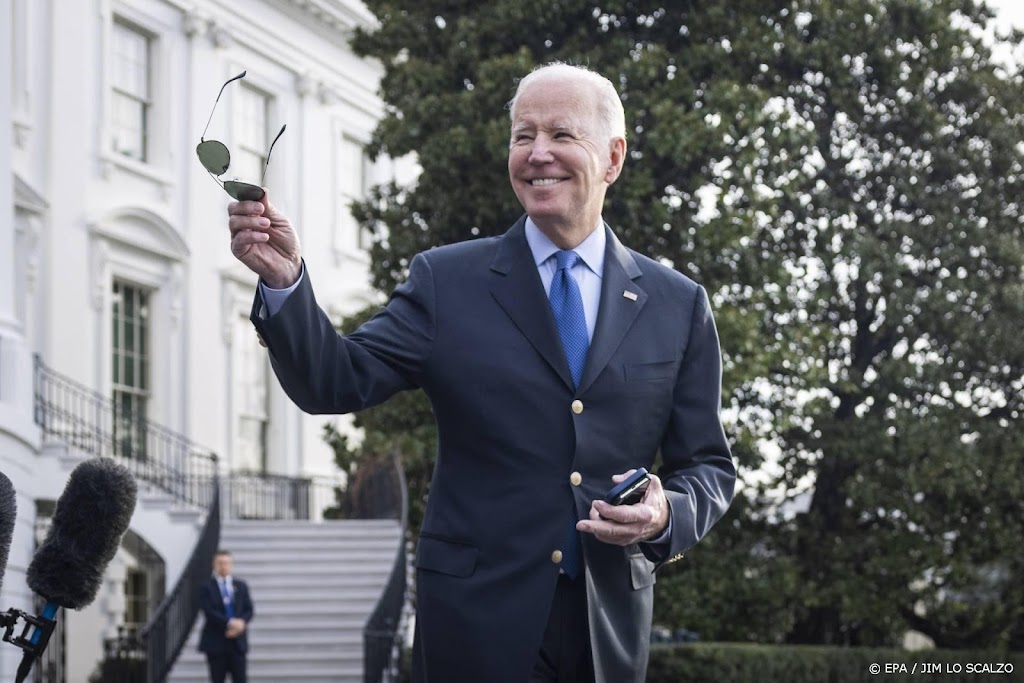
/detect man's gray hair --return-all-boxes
[508,62,626,143]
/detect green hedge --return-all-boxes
[648,643,1024,682]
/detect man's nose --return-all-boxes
[528,136,555,164]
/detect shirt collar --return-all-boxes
[525,216,606,278]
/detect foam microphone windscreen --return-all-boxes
[26,458,137,609]
[0,471,16,595]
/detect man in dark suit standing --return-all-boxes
[198,549,254,683]
[225,62,735,682]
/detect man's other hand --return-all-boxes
[225,617,246,639]
[576,470,670,545]
[228,190,302,288]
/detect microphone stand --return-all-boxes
[0,608,57,682]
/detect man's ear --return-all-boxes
[605,137,627,185]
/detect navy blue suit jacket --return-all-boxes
[198,577,254,655]
[251,217,735,682]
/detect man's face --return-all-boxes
[508,77,623,236]
[213,554,233,578]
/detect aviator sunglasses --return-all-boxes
[196,71,285,201]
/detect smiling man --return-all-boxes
[508,68,626,250]
[227,62,735,683]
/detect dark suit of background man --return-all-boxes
[225,62,736,682]
[199,549,254,683]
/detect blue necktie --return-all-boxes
[549,250,589,578]
[220,579,234,619]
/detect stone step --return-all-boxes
[171,658,363,679]
[182,614,370,634]
[246,573,389,590]
[246,631,362,647]
[227,535,402,551]
[223,529,401,542]
[254,589,381,605]
[182,629,362,648]
[179,638,364,658]
[251,601,378,617]
[222,520,399,534]
[241,545,397,558]
[231,552,398,567]
[249,614,370,631]
[173,669,361,683]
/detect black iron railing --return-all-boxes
[362,454,409,683]
[99,475,220,683]
[98,626,145,682]
[141,475,220,682]
[223,471,344,520]
[33,355,218,506]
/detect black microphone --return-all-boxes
[16,458,137,682]
[0,471,16,597]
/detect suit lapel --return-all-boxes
[578,226,646,394]
[490,217,575,391]
[210,578,225,616]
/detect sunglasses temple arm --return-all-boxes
[261,124,287,184]
[200,71,247,141]
[205,170,227,193]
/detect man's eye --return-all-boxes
[514,134,533,142]
[554,132,574,139]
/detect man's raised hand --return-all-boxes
[228,190,302,288]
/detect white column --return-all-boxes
[0,0,30,414]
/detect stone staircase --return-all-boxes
[168,519,404,683]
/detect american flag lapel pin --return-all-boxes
[623,290,638,301]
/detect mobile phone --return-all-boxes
[603,468,651,506]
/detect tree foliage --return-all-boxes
[329,0,1024,648]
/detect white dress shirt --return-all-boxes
[524,216,605,342]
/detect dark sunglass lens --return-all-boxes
[196,141,231,175]
[224,181,265,202]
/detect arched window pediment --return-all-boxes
[88,207,190,261]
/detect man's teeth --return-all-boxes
[531,178,562,186]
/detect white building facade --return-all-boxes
[0,0,406,679]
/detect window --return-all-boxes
[120,530,166,639]
[123,569,149,630]
[232,84,270,184]
[111,21,151,161]
[236,314,269,472]
[112,281,150,458]
[337,135,367,250]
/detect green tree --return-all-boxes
[756,0,1024,647]
[330,0,1024,648]
[324,307,437,533]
